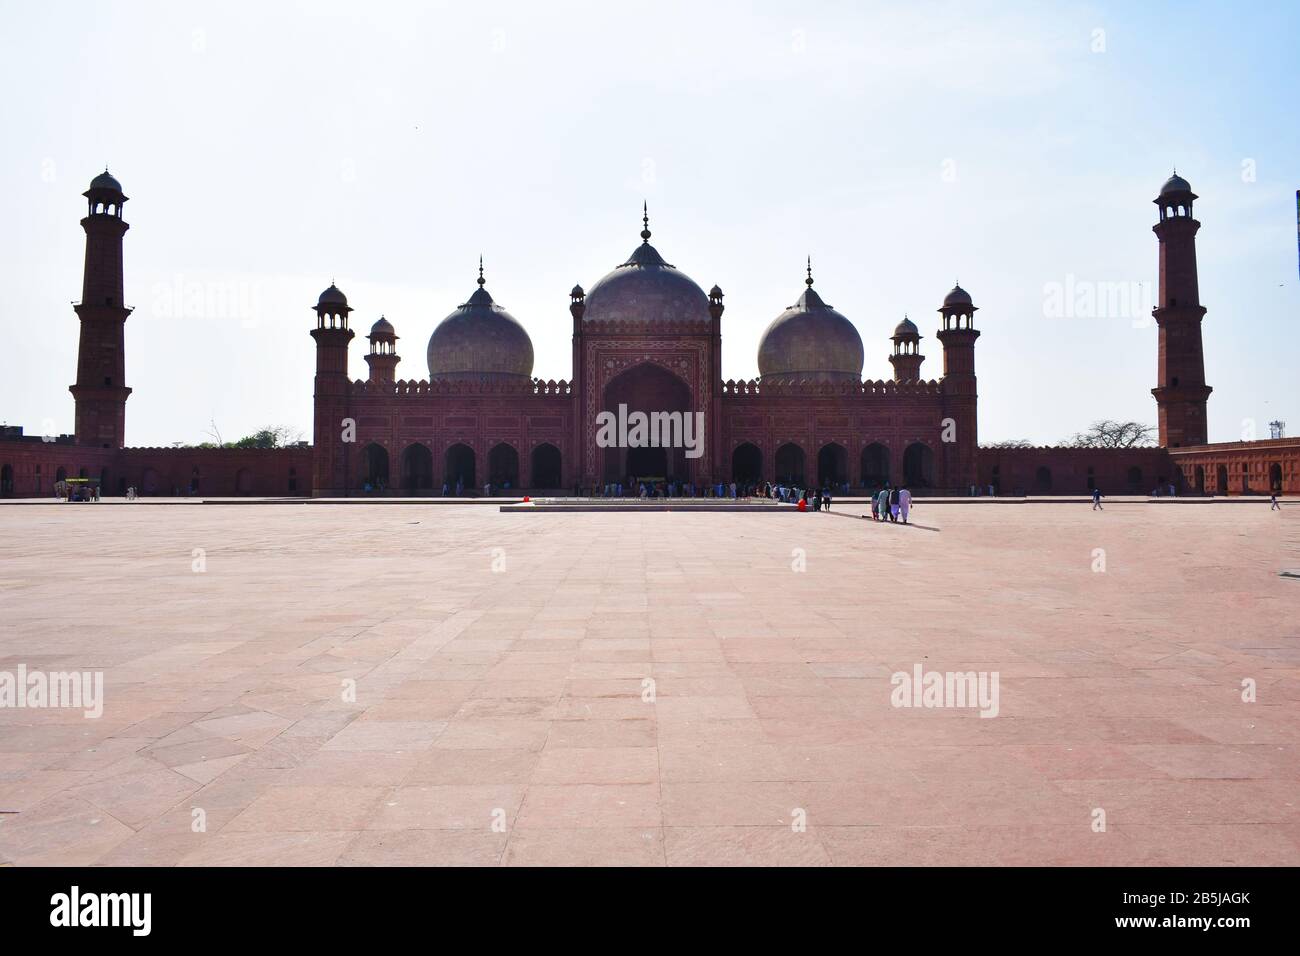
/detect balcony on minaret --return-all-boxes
[889,315,925,382]
[1155,172,1195,222]
[365,315,401,385]
[310,283,355,378]
[936,284,980,382]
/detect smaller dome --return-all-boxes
[369,316,395,337]
[427,271,534,381]
[893,316,919,337]
[1159,172,1192,196]
[943,285,972,308]
[757,272,864,383]
[570,284,584,298]
[317,284,348,309]
[89,170,123,193]
[709,284,723,298]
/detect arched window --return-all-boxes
[401,444,434,491]
[530,443,562,488]
[816,443,848,487]
[443,444,475,489]
[774,443,805,484]
[860,443,889,488]
[488,443,519,488]
[903,443,935,487]
[731,443,762,483]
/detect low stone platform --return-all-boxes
[501,498,794,513]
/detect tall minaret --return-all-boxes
[1151,172,1211,447]
[70,170,132,448]
[936,285,980,490]
[310,284,354,496]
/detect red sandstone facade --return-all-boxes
[0,171,1296,499]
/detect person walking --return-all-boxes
[1271,493,1281,511]
[889,486,900,522]
[870,491,879,521]
[1092,487,1104,511]
[822,489,832,512]
[877,486,890,522]
[898,485,912,524]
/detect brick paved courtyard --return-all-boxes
[0,500,1296,865]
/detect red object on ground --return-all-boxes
[523,496,530,503]
[797,499,807,511]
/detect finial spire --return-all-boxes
[640,201,651,242]
[806,256,814,287]
[477,255,485,287]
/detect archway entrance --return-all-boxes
[1,463,13,496]
[363,443,390,489]
[1216,464,1228,494]
[1269,462,1282,493]
[401,443,434,492]
[817,443,848,488]
[1034,465,1052,493]
[530,443,562,488]
[601,362,694,482]
[1194,465,1205,493]
[488,443,519,489]
[444,443,476,489]
[236,468,253,495]
[860,443,889,488]
[774,443,805,484]
[903,443,934,487]
[731,443,762,483]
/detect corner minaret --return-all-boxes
[310,283,354,496]
[70,170,132,448]
[1151,172,1211,447]
[364,316,400,385]
[936,285,980,490]
[889,315,924,382]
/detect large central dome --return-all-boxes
[427,265,534,381]
[582,209,710,326]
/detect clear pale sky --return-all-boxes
[1,0,1296,447]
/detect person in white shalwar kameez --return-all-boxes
[898,486,913,524]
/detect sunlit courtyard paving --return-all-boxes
[0,500,1296,866]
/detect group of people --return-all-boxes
[53,479,100,502]
[869,485,913,523]
[569,477,841,509]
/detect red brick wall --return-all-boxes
[0,441,311,497]
[977,446,1174,495]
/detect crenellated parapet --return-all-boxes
[721,377,943,397]
[350,377,572,397]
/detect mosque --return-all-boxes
[0,171,1295,499]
